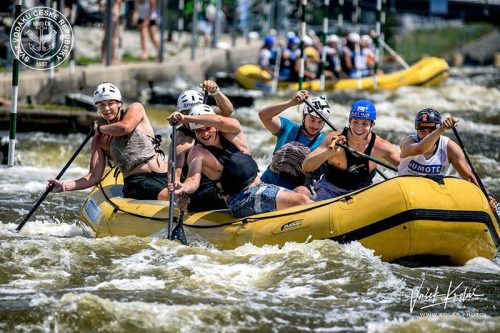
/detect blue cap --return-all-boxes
[264,35,275,46]
[288,36,299,46]
[350,100,376,121]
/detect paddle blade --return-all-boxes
[172,222,187,245]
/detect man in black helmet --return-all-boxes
[399,108,497,211]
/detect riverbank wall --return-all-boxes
[0,38,260,104]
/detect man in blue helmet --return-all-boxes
[399,108,497,211]
[302,100,400,200]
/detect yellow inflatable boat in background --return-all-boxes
[234,57,449,92]
[80,168,499,266]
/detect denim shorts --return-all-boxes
[123,172,168,200]
[226,183,288,217]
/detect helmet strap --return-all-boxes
[301,116,315,138]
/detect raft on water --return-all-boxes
[234,57,449,92]
[79,167,499,266]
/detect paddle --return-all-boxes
[303,98,398,173]
[168,89,209,243]
[167,123,177,240]
[16,129,95,232]
[452,128,500,225]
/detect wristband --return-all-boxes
[210,88,221,96]
[60,181,65,192]
[97,125,103,134]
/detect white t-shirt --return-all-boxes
[398,135,450,176]
[258,48,272,68]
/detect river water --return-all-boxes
[1,67,499,332]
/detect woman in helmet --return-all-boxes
[48,82,169,201]
[258,90,329,193]
[171,80,233,211]
[303,100,400,200]
[168,105,313,217]
[258,35,277,73]
[399,109,497,210]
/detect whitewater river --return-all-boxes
[1,68,499,332]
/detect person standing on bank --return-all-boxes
[168,105,313,217]
[302,100,400,201]
[258,90,330,193]
[171,80,234,212]
[137,0,160,61]
[48,82,169,200]
[399,108,497,211]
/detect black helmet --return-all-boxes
[415,108,441,130]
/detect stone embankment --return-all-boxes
[0,28,260,134]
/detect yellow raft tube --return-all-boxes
[80,168,499,266]
[234,57,449,92]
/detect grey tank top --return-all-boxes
[110,130,157,173]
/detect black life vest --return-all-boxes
[324,127,377,190]
[202,134,259,195]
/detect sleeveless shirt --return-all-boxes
[202,135,259,195]
[323,127,377,190]
[398,135,450,176]
[110,130,157,173]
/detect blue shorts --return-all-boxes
[314,177,352,201]
[261,168,304,190]
[123,172,168,200]
[226,183,288,217]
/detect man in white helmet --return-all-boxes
[171,80,233,211]
[48,82,169,200]
[168,105,313,217]
[258,90,330,194]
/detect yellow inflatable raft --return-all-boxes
[80,168,499,266]
[234,57,449,91]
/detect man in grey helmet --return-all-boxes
[48,82,169,200]
[170,80,233,211]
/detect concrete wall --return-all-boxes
[0,40,261,104]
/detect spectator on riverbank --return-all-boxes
[136,0,160,61]
[99,0,123,64]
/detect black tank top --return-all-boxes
[324,127,377,190]
[203,134,259,195]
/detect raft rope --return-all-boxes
[95,170,495,236]
[97,168,174,222]
[96,168,343,227]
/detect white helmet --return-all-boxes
[303,35,313,46]
[189,104,215,130]
[177,90,204,112]
[347,32,360,43]
[328,34,339,44]
[94,82,122,104]
[303,96,332,120]
[361,34,372,45]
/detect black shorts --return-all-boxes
[138,18,157,26]
[188,180,227,212]
[123,172,168,200]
